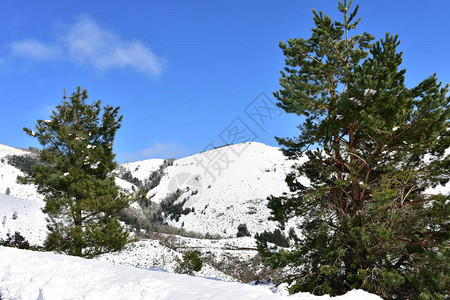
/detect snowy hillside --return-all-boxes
[0,143,42,200]
[121,158,166,181]
[99,239,236,281]
[0,194,47,246]
[0,247,381,300]
[0,142,306,244]
[131,142,309,236]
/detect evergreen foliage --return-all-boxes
[175,250,203,275]
[257,1,450,298]
[20,87,133,258]
[256,229,290,248]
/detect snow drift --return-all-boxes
[0,247,381,300]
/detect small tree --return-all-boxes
[21,87,132,258]
[176,250,203,275]
[258,1,449,298]
[5,187,11,195]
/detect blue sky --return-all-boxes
[1,0,449,163]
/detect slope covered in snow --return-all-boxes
[0,143,42,201]
[120,158,166,181]
[0,143,31,158]
[99,239,236,281]
[0,194,47,246]
[0,247,381,300]
[131,142,309,236]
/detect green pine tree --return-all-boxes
[21,87,133,258]
[257,1,449,298]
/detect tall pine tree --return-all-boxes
[257,1,449,298]
[21,87,132,258]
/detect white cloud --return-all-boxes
[5,15,163,76]
[118,143,191,163]
[8,39,62,60]
[63,16,162,75]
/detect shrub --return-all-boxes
[0,232,30,249]
[175,250,203,275]
[236,223,251,237]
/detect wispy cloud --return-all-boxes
[4,15,163,76]
[8,39,62,60]
[118,143,191,163]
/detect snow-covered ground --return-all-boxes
[0,143,42,201]
[99,239,236,281]
[120,158,165,181]
[0,194,47,246]
[0,247,381,300]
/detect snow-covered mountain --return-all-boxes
[122,142,308,236]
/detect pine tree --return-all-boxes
[257,1,449,298]
[21,87,132,258]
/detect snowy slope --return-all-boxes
[0,143,31,158]
[0,143,42,200]
[0,247,381,300]
[120,158,165,181]
[99,239,236,281]
[0,194,47,245]
[136,142,309,236]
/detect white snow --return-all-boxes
[0,144,42,201]
[99,239,236,281]
[120,158,166,181]
[364,89,376,96]
[0,194,47,245]
[143,142,308,236]
[0,247,381,300]
[0,143,32,159]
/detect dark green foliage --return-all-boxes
[255,229,289,248]
[0,232,30,249]
[236,223,251,237]
[258,1,450,298]
[6,154,39,176]
[175,250,203,275]
[20,87,132,258]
